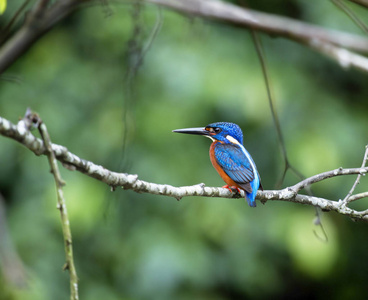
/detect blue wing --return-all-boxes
[214,143,254,194]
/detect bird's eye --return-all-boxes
[206,127,222,134]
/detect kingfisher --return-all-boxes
[173,122,262,207]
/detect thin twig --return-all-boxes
[120,0,144,171]
[332,0,368,34]
[250,30,306,187]
[248,30,318,241]
[141,6,163,60]
[250,31,287,181]
[120,4,163,170]
[291,166,368,193]
[28,112,79,300]
[313,210,328,243]
[347,191,368,201]
[0,74,23,84]
[344,145,368,203]
[0,0,32,45]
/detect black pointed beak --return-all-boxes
[172,127,209,136]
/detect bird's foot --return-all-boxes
[222,185,241,193]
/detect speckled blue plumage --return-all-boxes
[207,122,261,207]
[206,122,244,144]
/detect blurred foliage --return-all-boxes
[1,0,368,299]
[0,0,5,15]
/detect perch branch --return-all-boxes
[1,113,368,221]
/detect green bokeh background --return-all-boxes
[1,1,368,299]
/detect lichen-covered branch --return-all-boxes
[1,113,368,221]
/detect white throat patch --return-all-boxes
[205,135,215,142]
[226,135,240,145]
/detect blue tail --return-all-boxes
[245,176,260,207]
[246,192,257,207]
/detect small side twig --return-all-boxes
[347,191,368,201]
[344,145,368,204]
[25,111,79,300]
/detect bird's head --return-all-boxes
[173,122,243,145]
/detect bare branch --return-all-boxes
[146,0,368,52]
[0,0,78,73]
[2,0,368,74]
[308,40,368,72]
[1,113,368,221]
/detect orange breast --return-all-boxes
[209,142,241,189]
